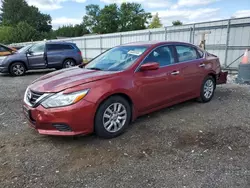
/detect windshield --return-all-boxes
[18,44,33,53]
[85,46,148,71]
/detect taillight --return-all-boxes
[78,51,82,57]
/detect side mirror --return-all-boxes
[26,50,33,55]
[140,62,159,71]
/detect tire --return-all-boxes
[94,96,131,139]
[63,59,76,68]
[9,62,26,76]
[197,76,215,103]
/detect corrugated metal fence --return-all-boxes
[11,17,250,69]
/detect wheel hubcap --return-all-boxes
[204,79,214,99]
[65,61,75,68]
[13,65,24,75]
[103,103,127,133]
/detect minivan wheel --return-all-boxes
[63,59,76,68]
[10,62,26,76]
[198,76,215,103]
[94,96,131,139]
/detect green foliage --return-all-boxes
[172,20,183,26]
[0,0,52,32]
[83,3,152,34]
[118,3,151,32]
[148,13,163,29]
[54,24,89,37]
[0,26,15,44]
[0,1,152,44]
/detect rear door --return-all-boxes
[27,43,46,68]
[46,44,68,68]
[173,44,206,98]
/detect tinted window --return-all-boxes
[143,46,174,67]
[29,43,45,53]
[176,45,198,62]
[47,44,74,51]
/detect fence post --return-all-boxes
[100,36,102,53]
[84,38,87,60]
[192,24,196,44]
[120,34,122,45]
[165,27,167,40]
[189,27,193,43]
[224,19,231,68]
[148,31,151,41]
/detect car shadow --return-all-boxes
[0,69,55,77]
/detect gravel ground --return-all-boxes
[0,71,250,188]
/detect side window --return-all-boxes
[47,44,74,51]
[143,46,174,67]
[176,45,198,62]
[29,43,45,54]
[63,45,74,50]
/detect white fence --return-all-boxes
[11,17,250,69]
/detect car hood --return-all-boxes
[30,67,117,93]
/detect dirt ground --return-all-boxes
[0,71,250,188]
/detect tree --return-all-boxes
[82,3,152,34]
[12,22,39,42]
[83,5,101,33]
[172,20,183,26]
[0,0,52,33]
[149,13,163,28]
[118,3,152,32]
[98,4,119,34]
[0,26,15,44]
[54,24,89,37]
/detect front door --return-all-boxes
[27,43,46,68]
[134,45,183,112]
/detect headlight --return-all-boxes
[0,56,7,64]
[41,89,89,108]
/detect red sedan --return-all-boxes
[23,41,227,138]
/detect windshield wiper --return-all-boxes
[86,67,103,71]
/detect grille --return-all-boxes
[29,90,44,106]
[52,124,72,132]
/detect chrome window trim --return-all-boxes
[135,44,205,72]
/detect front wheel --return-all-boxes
[198,76,215,103]
[94,96,131,139]
[10,62,26,76]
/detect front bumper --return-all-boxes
[23,99,96,136]
[0,66,8,73]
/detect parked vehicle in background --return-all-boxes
[0,41,83,76]
[23,41,227,138]
[0,44,17,56]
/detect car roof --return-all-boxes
[45,41,75,45]
[121,41,197,48]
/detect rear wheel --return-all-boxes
[94,96,131,139]
[10,62,26,76]
[198,76,215,103]
[63,59,76,68]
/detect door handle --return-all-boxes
[199,63,205,67]
[171,71,180,75]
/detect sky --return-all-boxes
[24,0,250,29]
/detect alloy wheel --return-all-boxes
[204,79,214,99]
[103,103,127,133]
[13,64,25,75]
